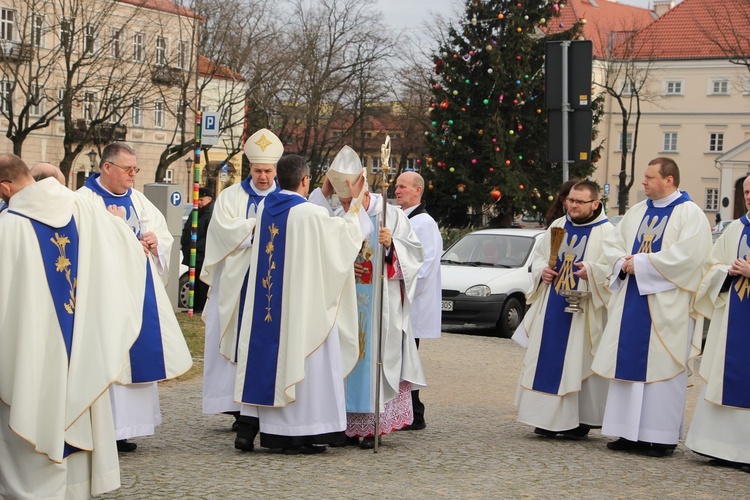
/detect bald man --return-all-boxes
[0,153,146,498]
[394,171,442,430]
[29,162,66,184]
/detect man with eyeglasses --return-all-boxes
[592,157,712,457]
[0,153,146,498]
[516,180,614,441]
[79,142,193,453]
[200,128,283,451]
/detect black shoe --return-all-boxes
[234,436,254,452]
[117,439,137,452]
[359,437,382,449]
[561,424,590,441]
[401,421,426,431]
[533,427,559,438]
[283,444,326,455]
[606,438,648,452]
[643,444,675,458]
[330,436,360,447]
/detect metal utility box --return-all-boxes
[144,183,184,310]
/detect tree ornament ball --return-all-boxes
[519,184,524,190]
[442,51,448,57]
[457,184,465,193]
[478,129,484,135]
[465,78,471,84]
[582,19,587,24]
[488,68,493,74]
[516,80,521,85]
[509,130,514,135]
[495,147,500,152]
[417,159,421,164]
[536,108,542,114]
[505,159,511,165]
[429,183,434,189]
[453,90,459,95]
[518,124,523,131]
[516,55,522,61]
[483,99,489,105]
[490,188,502,200]
[498,13,504,19]
[486,45,493,51]
[431,121,437,126]
[434,84,441,90]
[518,155,523,160]
[430,102,436,108]
[540,18,546,24]
[491,137,497,143]
[457,135,463,140]
[453,53,458,59]
[461,107,467,112]
[428,157,433,163]
[531,205,536,210]
[516,27,522,33]
[548,195,554,201]
[439,99,450,110]
[449,167,455,172]
[513,99,519,105]
[489,167,494,172]
[471,158,477,164]
[524,15,529,20]
[448,119,454,125]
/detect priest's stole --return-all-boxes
[346,214,383,412]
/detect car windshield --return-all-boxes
[442,233,535,268]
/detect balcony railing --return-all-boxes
[151,66,182,86]
[71,119,127,144]
[0,41,33,62]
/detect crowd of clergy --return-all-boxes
[515,158,750,473]
[2,131,749,499]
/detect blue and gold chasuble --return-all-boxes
[532,217,608,394]
[232,178,282,362]
[10,211,81,457]
[614,192,690,382]
[84,174,166,382]
[240,191,305,405]
[722,215,750,408]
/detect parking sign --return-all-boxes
[201,112,219,146]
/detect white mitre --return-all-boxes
[327,145,364,198]
[244,128,284,164]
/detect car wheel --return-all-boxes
[496,297,523,338]
[178,272,190,309]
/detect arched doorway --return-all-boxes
[734,176,748,219]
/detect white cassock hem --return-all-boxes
[109,382,161,440]
[516,375,608,431]
[686,385,750,464]
[253,325,346,437]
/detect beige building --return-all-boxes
[0,0,199,191]
[589,0,750,225]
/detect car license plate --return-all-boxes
[441,300,453,312]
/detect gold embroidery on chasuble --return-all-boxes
[51,232,76,314]
[262,223,279,321]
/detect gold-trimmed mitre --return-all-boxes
[244,128,284,164]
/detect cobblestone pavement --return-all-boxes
[99,332,750,499]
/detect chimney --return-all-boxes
[652,0,675,17]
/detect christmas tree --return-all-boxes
[424,0,600,228]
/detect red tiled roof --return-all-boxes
[623,0,750,60]
[199,55,244,81]
[118,0,197,19]
[552,0,656,58]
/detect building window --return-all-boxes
[662,132,678,152]
[0,8,14,42]
[616,131,633,152]
[60,18,74,50]
[177,40,189,69]
[133,32,144,62]
[709,132,724,152]
[107,93,123,123]
[370,156,381,174]
[621,80,635,96]
[83,23,96,55]
[664,80,683,95]
[163,169,173,183]
[405,158,417,171]
[57,88,65,119]
[705,188,719,211]
[31,14,44,48]
[176,104,185,131]
[710,79,730,96]
[83,91,96,121]
[30,85,43,116]
[132,98,142,127]
[155,36,167,66]
[0,79,12,113]
[154,101,164,128]
[220,107,231,129]
[111,28,123,59]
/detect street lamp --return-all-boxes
[85,149,97,178]
[185,156,193,200]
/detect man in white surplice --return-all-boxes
[0,154,145,498]
[230,154,372,455]
[199,128,283,451]
[78,143,193,453]
[592,158,711,457]
[685,175,750,470]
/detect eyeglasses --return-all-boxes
[108,162,140,174]
[0,179,11,184]
[566,198,595,205]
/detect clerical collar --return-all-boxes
[250,179,276,196]
[651,190,682,208]
[403,204,418,216]
[281,189,305,199]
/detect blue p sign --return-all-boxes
[205,115,216,130]
[170,191,182,207]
